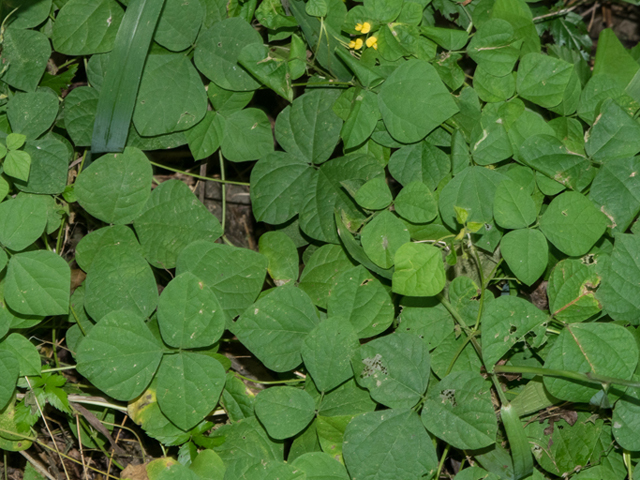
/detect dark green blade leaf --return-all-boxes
[500,228,548,287]
[157,272,225,349]
[254,387,316,440]
[352,332,430,410]
[0,351,19,410]
[544,323,638,403]
[233,285,319,372]
[539,191,608,257]
[343,410,438,480]
[421,371,497,450]
[301,316,359,392]
[548,259,601,323]
[91,0,166,154]
[156,352,226,431]
[77,310,163,401]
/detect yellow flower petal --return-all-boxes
[354,38,363,49]
[349,40,356,48]
[366,36,377,48]
[360,22,371,34]
[355,23,363,31]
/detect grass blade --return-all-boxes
[91,0,165,154]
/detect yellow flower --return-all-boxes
[349,38,363,49]
[355,22,371,33]
[366,36,378,49]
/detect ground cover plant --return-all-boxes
[0,0,640,479]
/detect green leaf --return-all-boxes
[378,59,458,144]
[500,402,533,480]
[0,193,47,251]
[220,108,274,162]
[467,19,521,77]
[0,351,18,411]
[254,387,315,439]
[77,310,163,401]
[3,0,52,29]
[421,26,468,51]
[220,372,255,423]
[0,333,41,376]
[154,0,203,52]
[393,242,445,297]
[0,27,51,93]
[589,156,640,232]
[52,0,124,55]
[439,166,506,229]
[238,44,293,102]
[397,301,454,352]
[516,53,574,108]
[40,63,79,97]
[597,233,640,323]
[233,285,319,372]
[343,410,438,480]
[481,296,548,368]
[298,245,355,308]
[361,210,410,269]
[194,17,263,91]
[327,266,394,338]
[341,90,380,150]
[176,241,268,320]
[64,86,99,146]
[259,231,299,286]
[289,0,351,81]
[127,380,191,446]
[539,191,608,257]
[544,323,638,403]
[301,316,359,392]
[519,134,593,191]
[84,245,158,321]
[134,179,222,269]
[473,67,516,103]
[75,225,143,271]
[190,449,226,480]
[316,415,350,462]
[75,147,152,225]
[156,352,225,431]
[291,452,349,480]
[300,154,384,244]
[250,152,313,224]
[7,90,58,140]
[133,54,207,136]
[90,0,165,153]
[5,251,69,316]
[421,371,497,449]
[500,228,548,286]
[388,142,450,190]
[593,28,639,88]
[491,0,540,56]
[470,111,512,166]
[207,83,254,114]
[394,181,438,224]
[612,382,640,451]
[585,99,640,162]
[275,90,343,165]
[548,259,601,323]
[577,73,639,125]
[17,134,71,194]
[525,411,603,477]
[493,178,537,229]
[353,332,430,409]
[431,331,483,378]
[3,151,31,182]
[157,272,225,349]
[185,111,224,161]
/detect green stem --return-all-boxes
[219,150,226,233]
[41,365,77,373]
[435,444,450,480]
[493,365,640,389]
[148,161,250,186]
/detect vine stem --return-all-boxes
[234,372,304,385]
[493,365,640,389]
[219,150,226,233]
[148,160,250,186]
[435,444,450,480]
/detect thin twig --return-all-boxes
[75,414,89,480]
[24,377,71,480]
[19,451,57,480]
